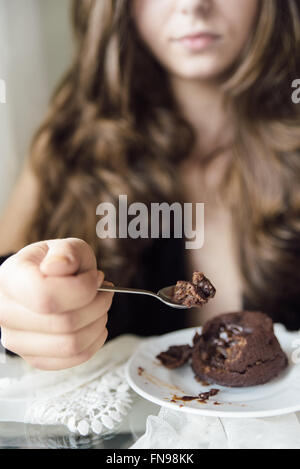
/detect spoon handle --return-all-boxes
[98,285,158,299]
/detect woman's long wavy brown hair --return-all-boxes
[25,0,300,328]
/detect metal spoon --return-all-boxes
[97,284,189,309]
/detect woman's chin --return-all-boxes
[168,60,228,82]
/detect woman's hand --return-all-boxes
[0,238,113,370]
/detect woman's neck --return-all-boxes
[169,76,234,160]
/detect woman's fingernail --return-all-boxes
[103,281,114,287]
[97,271,105,286]
[42,255,73,266]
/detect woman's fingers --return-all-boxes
[0,239,113,371]
[0,290,113,334]
[0,239,103,315]
[21,328,109,371]
[39,238,97,276]
[1,259,101,316]
[1,313,108,359]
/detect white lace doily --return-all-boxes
[25,364,133,436]
[0,335,142,436]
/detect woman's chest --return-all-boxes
[185,208,243,324]
[179,158,243,324]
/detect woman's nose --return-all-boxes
[178,0,213,17]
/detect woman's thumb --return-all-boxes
[40,241,80,277]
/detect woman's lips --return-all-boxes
[176,32,220,51]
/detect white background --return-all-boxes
[0,0,73,214]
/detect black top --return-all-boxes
[105,236,189,340]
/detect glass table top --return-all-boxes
[0,395,160,449]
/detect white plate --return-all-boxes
[125,325,300,418]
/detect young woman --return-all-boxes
[0,0,299,370]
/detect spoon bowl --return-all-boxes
[157,285,189,309]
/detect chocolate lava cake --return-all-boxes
[157,312,288,388]
[191,312,288,387]
[173,272,216,307]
